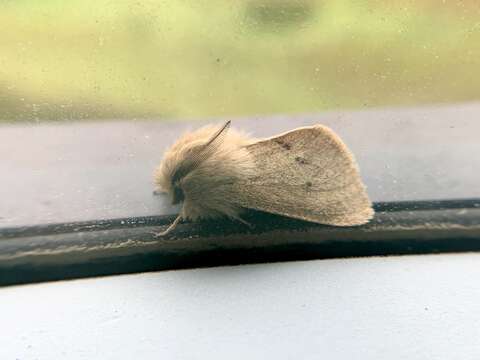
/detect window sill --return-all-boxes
[1,103,480,286]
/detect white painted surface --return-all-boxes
[1,254,480,360]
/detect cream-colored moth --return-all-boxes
[154,121,373,235]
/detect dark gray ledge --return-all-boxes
[1,200,480,286]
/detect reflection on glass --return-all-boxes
[1,0,479,122]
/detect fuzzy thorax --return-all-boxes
[154,125,255,221]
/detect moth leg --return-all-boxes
[234,216,254,229]
[152,188,166,196]
[153,215,182,237]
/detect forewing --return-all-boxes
[233,125,373,226]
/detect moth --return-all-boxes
[154,121,373,235]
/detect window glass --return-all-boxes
[1,0,479,122]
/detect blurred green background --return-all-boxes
[1,0,479,122]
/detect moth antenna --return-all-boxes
[171,120,232,183]
[205,120,231,147]
[154,214,182,237]
[187,120,231,167]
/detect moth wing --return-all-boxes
[234,125,373,226]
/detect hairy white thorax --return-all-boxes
[154,123,255,221]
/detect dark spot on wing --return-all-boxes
[274,139,291,150]
[295,156,308,164]
[305,181,313,191]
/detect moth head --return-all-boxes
[154,121,231,205]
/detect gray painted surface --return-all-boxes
[1,253,480,359]
[1,102,479,227]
